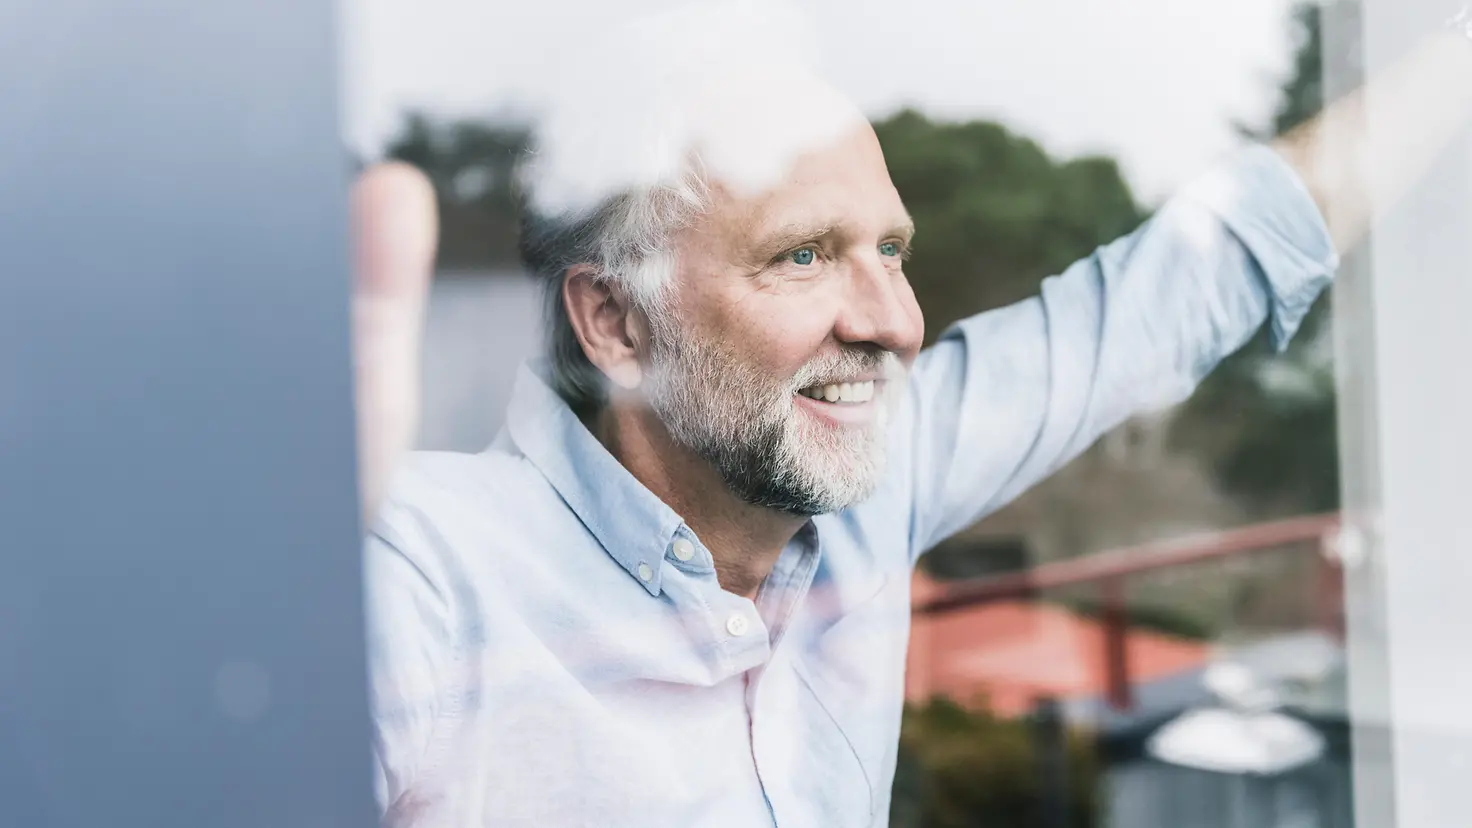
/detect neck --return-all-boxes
[591,400,805,599]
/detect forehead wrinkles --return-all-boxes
[752,137,906,237]
[682,122,889,239]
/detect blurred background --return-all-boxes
[342,1,1358,825]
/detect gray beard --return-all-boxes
[642,313,894,516]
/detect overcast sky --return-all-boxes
[339,0,1302,203]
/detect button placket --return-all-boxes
[669,526,781,670]
[704,586,772,675]
[756,525,823,651]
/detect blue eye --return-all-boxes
[879,241,901,258]
[789,248,816,266]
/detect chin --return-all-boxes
[783,460,887,516]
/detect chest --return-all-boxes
[416,570,913,828]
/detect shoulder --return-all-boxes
[367,443,562,605]
[377,444,547,537]
[390,445,538,509]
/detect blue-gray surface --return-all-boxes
[0,2,377,825]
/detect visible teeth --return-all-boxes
[800,380,876,404]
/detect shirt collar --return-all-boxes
[502,360,686,596]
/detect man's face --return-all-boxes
[642,124,925,516]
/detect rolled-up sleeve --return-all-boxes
[898,144,1339,559]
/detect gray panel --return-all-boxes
[1335,1,1472,826]
[0,2,375,826]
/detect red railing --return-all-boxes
[913,512,1346,711]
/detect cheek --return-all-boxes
[693,274,840,379]
[736,302,838,376]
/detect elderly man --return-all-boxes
[348,2,1472,826]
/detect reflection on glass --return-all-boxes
[342,0,1472,825]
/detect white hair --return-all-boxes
[514,0,863,410]
[518,172,708,409]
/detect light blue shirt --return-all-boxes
[364,145,1337,828]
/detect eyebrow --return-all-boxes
[747,222,836,262]
[746,216,917,264]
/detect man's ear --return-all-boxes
[562,265,646,391]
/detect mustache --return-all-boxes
[789,349,905,390]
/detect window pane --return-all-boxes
[339,1,1467,826]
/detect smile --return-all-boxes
[796,380,876,404]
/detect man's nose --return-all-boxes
[832,253,924,357]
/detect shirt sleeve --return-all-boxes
[363,515,454,817]
[896,144,1339,560]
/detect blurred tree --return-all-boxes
[874,110,1144,341]
[1168,1,1356,516]
[383,112,531,269]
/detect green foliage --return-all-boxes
[891,698,1101,828]
[874,110,1144,341]
[1273,3,1328,137]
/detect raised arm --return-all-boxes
[898,16,1472,559]
[898,145,1337,558]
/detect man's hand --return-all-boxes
[1274,29,1472,254]
[351,163,438,523]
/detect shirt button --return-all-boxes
[637,563,653,582]
[672,538,695,562]
[726,613,750,637]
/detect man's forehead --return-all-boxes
[704,132,911,239]
[686,66,870,200]
[744,209,916,244]
[735,189,915,235]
